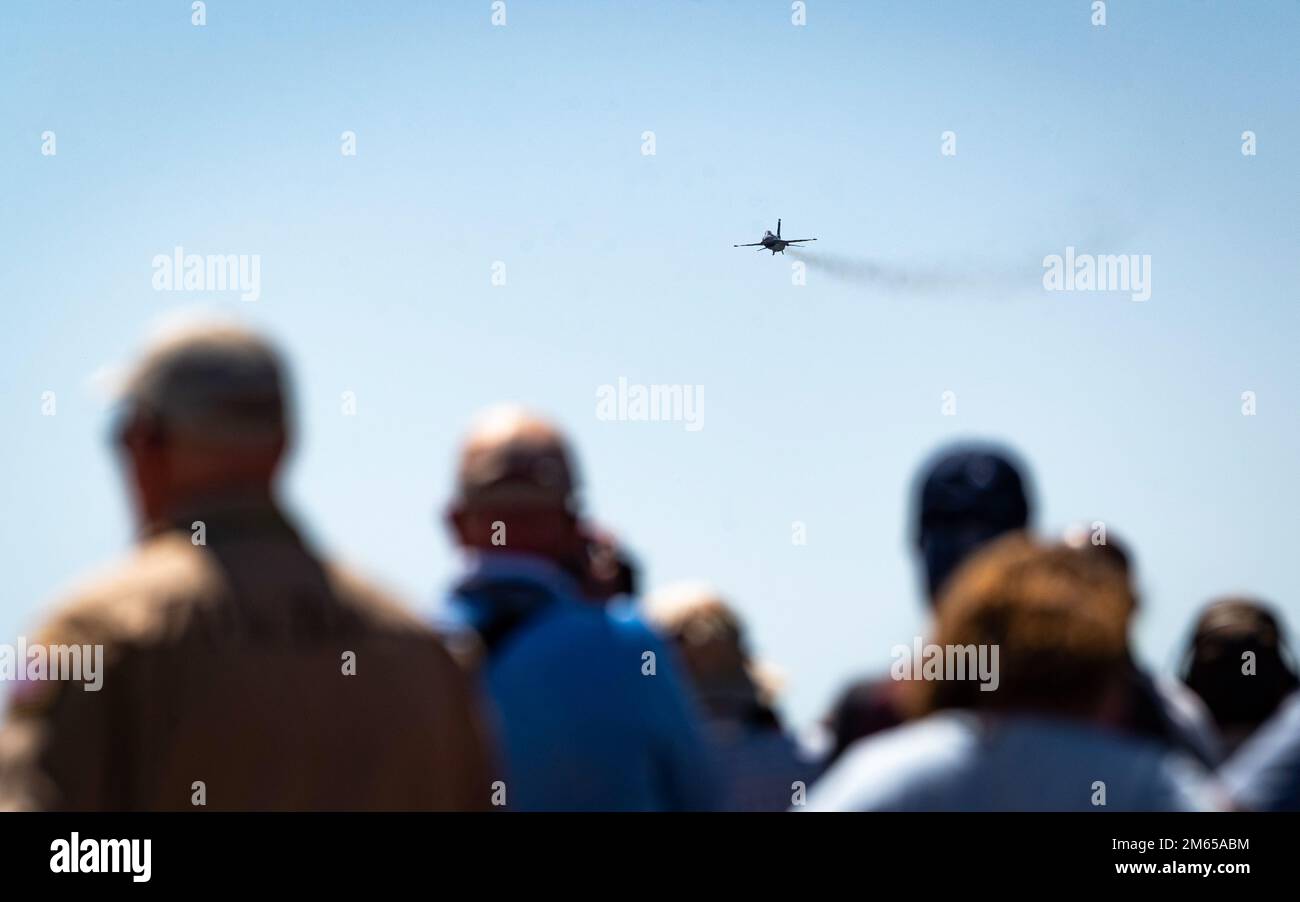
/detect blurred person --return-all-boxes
[823,444,1032,762]
[0,322,492,811]
[1180,597,1299,756]
[441,406,720,811]
[804,536,1224,811]
[645,582,819,811]
[1220,690,1300,811]
[1063,523,1223,767]
[1061,520,1133,575]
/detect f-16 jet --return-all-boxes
[733,219,817,255]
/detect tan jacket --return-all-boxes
[0,498,492,811]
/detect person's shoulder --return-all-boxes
[594,604,681,672]
[1151,749,1229,811]
[1217,691,1300,810]
[492,599,664,681]
[1104,734,1225,811]
[604,603,666,646]
[324,563,435,638]
[1019,717,1224,811]
[315,565,474,691]
[34,533,217,649]
[803,713,979,811]
[1227,690,1300,772]
[846,712,978,768]
[511,596,656,646]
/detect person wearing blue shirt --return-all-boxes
[437,406,720,811]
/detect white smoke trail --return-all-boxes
[786,248,1027,296]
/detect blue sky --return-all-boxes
[2,1,1297,726]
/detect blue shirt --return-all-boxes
[444,553,721,811]
[707,719,821,811]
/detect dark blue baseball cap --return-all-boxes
[914,444,1033,603]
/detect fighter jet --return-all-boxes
[733,219,817,255]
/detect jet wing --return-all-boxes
[733,242,765,247]
[783,238,817,244]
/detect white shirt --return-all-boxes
[802,710,1223,811]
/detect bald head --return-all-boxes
[114,321,291,526]
[448,406,586,565]
[454,406,578,512]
